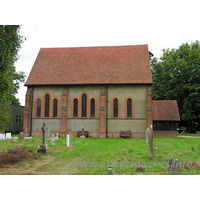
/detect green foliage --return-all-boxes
[151,41,200,132]
[0,25,25,132]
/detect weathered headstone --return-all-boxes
[55,133,59,140]
[154,147,158,152]
[147,128,154,159]
[19,132,24,140]
[136,166,145,172]
[150,125,153,146]
[168,157,179,175]
[50,134,55,143]
[81,125,84,135]
[80,125,85,139]
[0,134,5,140]
[46,127,50,137]
[107,166,112,175]
[37,123,50,154]
[6,133,11,139]
[66,135,71,147]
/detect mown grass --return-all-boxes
[0,135,200,175]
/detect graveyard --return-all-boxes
[0,132,200,175]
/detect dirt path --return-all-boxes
[177,136,200,139]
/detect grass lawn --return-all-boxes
[0,135,200,175]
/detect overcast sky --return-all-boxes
[11,0,200,106]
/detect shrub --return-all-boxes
[0,147,40,166]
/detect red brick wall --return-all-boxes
[154,131,177,137]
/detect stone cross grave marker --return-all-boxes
[66,135,71,147]
[37,123,50,154]
[147,128,155,159]
[168,157,179,175]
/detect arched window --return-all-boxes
[91,98,95,118]
[53,99,57,117]
[73,98,78,118]
[37,99,41,117]
[82,94,87,117]
[113,98,118,118]
[45,94,49,117]
[127,98,132,118]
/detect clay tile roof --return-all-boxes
[25,45,153,86]
[152,100,180,121]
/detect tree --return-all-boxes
[151,41,200,132]
[0,25,25,132]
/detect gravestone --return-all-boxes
[168,157,179,175]
[46,127,50,137]
[150,125,153,147]
[66,135,71,147]
[55,133,59,140]
[80,125,85,139]
[147,128,154,159]
[146,129,148,144]
[82,125,84,135]
[19,132,24,140]
[154,147,158,152]
[0,133,5,140]
[107,166,112,175]
[50,134,55,143]
[6,133,11,139]
[37,123,50,154]
[136,166,145,172]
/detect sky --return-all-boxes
[8,0,200,106]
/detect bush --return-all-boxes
[0,147,40,166]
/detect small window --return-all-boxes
[73,98,78,118]
[45,94,49,117]
[37,99,41,117]
[16,115,22,123]
[82,94,87,118]
[91,98,95,118]
[113,98,118,118]
[127,98,132,118]
[53,99,57,117]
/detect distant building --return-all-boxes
[23,45,180,138]
[6,105,24,134]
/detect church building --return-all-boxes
[23,45,180,138]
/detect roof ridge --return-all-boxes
[40,44,148,50]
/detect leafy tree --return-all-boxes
[0,25,25,132]
[151,41,200,132]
